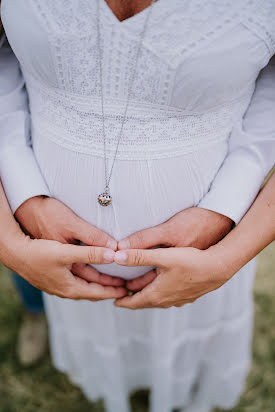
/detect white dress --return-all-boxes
[1,1,275,411]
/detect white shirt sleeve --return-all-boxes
[0,36,50,213]
[199,55,275,224]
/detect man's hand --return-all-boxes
[16,196,117,247]
[15,196,121,284]
[118,207,233,291]
[114,246,230,309]
[5,234,127,300]
[119,207,233,250]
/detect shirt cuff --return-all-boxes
[198,150,269,224]
[0,145,50,213]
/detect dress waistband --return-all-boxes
[26,74,250,160]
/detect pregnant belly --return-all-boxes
[33,135,228,280]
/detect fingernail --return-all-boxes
[107,239,117,250]
[115,251,128,264]
[119,238,130,249]
[103,249,115,263]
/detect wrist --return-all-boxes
[0,229,29,272]
[15,195,47,219]
[206,209,234,236]
[207,241,243,281]
[14,196,49,238]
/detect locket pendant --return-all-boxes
[98,189,112,207]
[96,0,155,209]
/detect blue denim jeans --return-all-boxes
[11,272,44,313]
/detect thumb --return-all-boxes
[60,244,115,265]
[114,248,167,267]
[118,224,166,250]
[71,216,117,250]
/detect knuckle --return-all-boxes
[87,247,97,263]
[86,231,97,246]
[134,230,145,246]
[53,244,67,264]
[133,250,143,266]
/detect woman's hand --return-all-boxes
[5,233,127,300]
[118,207,233,290]
[114,246,230,309]
[15,196,122,285]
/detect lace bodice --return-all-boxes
[4,0,274,102]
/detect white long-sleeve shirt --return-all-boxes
[0,35,50,211]
[199,56,275,221]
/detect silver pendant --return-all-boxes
[98,190,112,207]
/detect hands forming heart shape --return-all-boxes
[15,196,233,308]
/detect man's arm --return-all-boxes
[0,32,126,300]
[0,35,50,212]
[199,56,275,223]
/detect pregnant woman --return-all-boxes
[1,1,275,412]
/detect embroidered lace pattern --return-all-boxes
[30,0,275,97]
[242,0,275,53]
[26,73,254,160]
[26,0,275,159]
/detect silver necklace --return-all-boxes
[97,0,156,206]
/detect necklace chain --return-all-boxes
[96,0,156,205]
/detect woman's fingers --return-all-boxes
[115,248,168,267]
[126,270,157,291]
[118,224,167,250]
[60,244,115,265]
[72,263,125,286]
[115,291,196,310]
[115,283,158,309]
[69,275,128,300]
[72,216,117,250]
[115,291,150,309]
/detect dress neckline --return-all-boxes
[102,0,161,25]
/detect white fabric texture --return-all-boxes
[1,1,275,411]
[0,37,50,212]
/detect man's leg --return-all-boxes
[12,272,44,313]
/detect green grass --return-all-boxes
[0,243,275,412]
